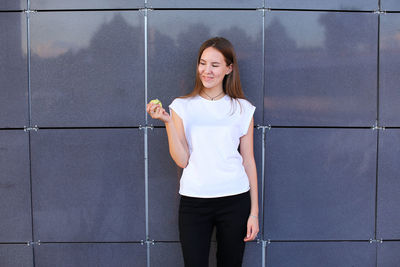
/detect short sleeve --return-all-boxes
[240,101,256,136]
[169,98,185,121]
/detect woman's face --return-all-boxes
[198,47,232,91]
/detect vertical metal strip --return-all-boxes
[143,7,151,267]
[376,8,381,127]
[374,129,380,240]
[261,8,266,240]
[145,125,150,267]
[262,240,266,267]
[262,8,265,125]
[144,8,149,126]
[261,127,266,239]
[375,130,380,266]
[374,9,381,241]
[26,1,36,266]
[262,10,268,267]
[27,0,32,127]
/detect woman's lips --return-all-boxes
[202,76,214,81]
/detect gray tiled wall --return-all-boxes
[1,1,399,266]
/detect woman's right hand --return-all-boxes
[146,102,171,123]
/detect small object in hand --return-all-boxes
[149,99,162,108]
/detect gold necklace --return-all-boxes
[201,90,224,101]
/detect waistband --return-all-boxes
[180,190,250,202]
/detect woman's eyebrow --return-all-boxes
[200,58,221,64]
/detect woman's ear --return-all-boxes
[226,64,233,75]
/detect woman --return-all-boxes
[147,37,259,267]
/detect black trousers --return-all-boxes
[178,190,251,267]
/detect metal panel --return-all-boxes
[264,129,376,240]
[151,241,263,266]
[30,0,143,10]
[148,126,263,241]
[379,14,400,126]
[377,130,400,239]
[147,0,263,8]
[0,244,33,267]
[381,0,400,11]
[0,13,28,128]
[254,127,263,239]
[266,242,376,267]
[0,0,26,10]
[210,242,217,267]
[148,128,181,241]
[264,12,377,126]
[377,242,400,267]
[31,129,145,242]
[267,0,378,10]
[30,11,144,127]
[243,241,263,267]
[148,10,263,127]
[0,131,32,242]
[150,242,184,267]
[150,242,223,267]
[34,243,146,267]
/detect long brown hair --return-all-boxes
[180,37,246,102]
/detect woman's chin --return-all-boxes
[201,83,217,90]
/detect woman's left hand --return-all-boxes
[244,215,259,242]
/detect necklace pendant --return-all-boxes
[201,89,223,101]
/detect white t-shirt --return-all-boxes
[169,94,256,198]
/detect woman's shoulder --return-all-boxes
[169,95,198,109]
[171,95,198,104]
[235,97,255,109]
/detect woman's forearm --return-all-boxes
[165,121,190,168]
[244,159,259,215]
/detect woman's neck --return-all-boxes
[200,87,225,101]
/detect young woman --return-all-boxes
[146,37,259,267]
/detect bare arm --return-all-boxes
[239,117,259,241]
[165,110,190,168]
[146,102,189,168]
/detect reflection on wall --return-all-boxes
[0,0,24,10]
[267,0,377,10]
[1,2,400,266]
[148,11,263,127]
[30,13,145,127]
[0,12,28,127]
[265,12,377,126]
[379,14,400,125]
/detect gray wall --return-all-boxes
[1,0,399,266]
